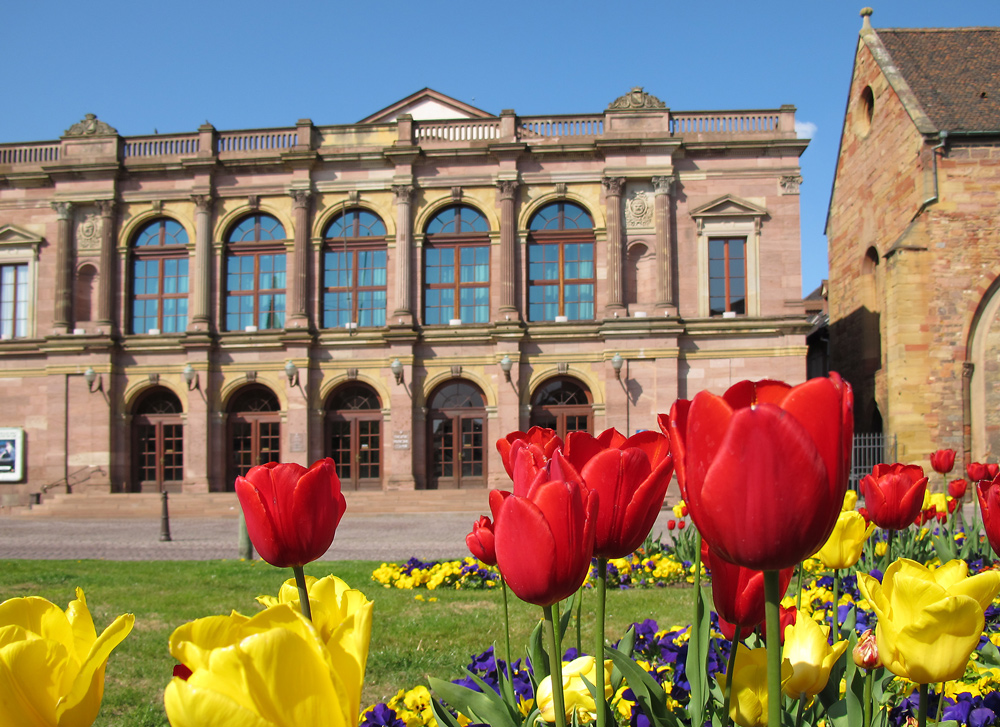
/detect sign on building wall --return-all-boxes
[0,427,24,482]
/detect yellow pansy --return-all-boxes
[857,558,1000,684]
[815,510,875,570]
[536,655,612,724]
[716,644,793,727]
[782,616,849,698]
[0,588,134,727]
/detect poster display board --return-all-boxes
[0,427,24,482]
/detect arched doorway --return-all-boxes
[427,380,486,489]
[325,383,382,490]
[227,385,280,490]
[530,377,594,439]
[132,387,183,493]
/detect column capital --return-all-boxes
[392,184,414,203]
[602,176,626,196]
[290,189,312,209]
[96,199,116,218]
[496,179,520,201]
[652,176,675,196]
[191,194,214,213]
[51,201,73,220]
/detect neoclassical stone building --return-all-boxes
[0,87,810,502]
[828,11,1000,468]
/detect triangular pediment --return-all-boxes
[359,88,495,124]
[689,195,767,218]
[0,224,43,249]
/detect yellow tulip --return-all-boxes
[781,616,849,698]
[0,588,134,727]
[256,574,373,723]
[842,489,858,511]
[857,558,1000,683]
[815,510,875,570]
[716,644,793,727]
[536,655,612,724]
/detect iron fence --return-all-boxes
[850,432,897,489]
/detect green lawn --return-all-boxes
[0,559,698,727]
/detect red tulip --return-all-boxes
[235,458,347,568]
[663,374,854,571]
[948,478,968,499]
[489,477,597,607]
[466,515,497,566]
[703,541,794,640]
[930,448,956,475]
[678,521,686,530]
[977,475,1000,557]
[496,427,563,480]
[967,462,997,482]
[667,520,676,531]
[555,429,674,559]
[859,463,928,531]
[989,464,1000,479]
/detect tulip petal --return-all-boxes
[948,570,1000,611]
[623,430,672,469]
[56,612,134,727]
[493,494,559,606]
[64,589,97,665]
[892,595,985,683]
[563,431,608,471]
[0,596,75,652]
[165,677,274,727]
[0,635,66,727]
[170,613,253,672]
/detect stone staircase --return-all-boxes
[14,488,493,518]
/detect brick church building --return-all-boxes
[828,10,1000,469]
[0,88,810,503]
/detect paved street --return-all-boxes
[0,510,683,562]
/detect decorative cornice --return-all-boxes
[64,114,117,137]
[607,87,666,112]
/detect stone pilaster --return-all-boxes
[190,195,213,329]
[497,180,519,315]
[602,177,626,314]
[289,190,312,328]
[652,176,675,309]
[95,200,116,331]
[51,201,74,333]
[392,184,414,319]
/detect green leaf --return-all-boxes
[528,618,550,685]
[685,583,710,727]
[607,647,680,727]
[431,697,464,727]
[429,676,521,727]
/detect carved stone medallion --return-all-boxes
[608,87,666,112]
[64,114,117,137]
[76,211,103,251]
[625,185,654,228]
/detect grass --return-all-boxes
[0,559,698,727]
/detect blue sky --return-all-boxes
[5,1,998,296]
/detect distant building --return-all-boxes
[0,87,810,502]
[827,10,1000,468]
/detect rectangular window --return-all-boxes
[424,244,489,324]
[527,241,594,321]
[225,253,285,330]
[0,263,28,339]
[322,248,387,328]
[709,238,746,316]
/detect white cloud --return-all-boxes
[796,120,817,139]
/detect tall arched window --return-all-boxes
[527,202,595,321]
[424,205,490,325]
[227,385,281,490]
[133,387,183,492]
[131,218,189,334]
[323,209,387,328]
[529,377,593,438]
[325,383,382,490]
[427,380,486,489]
[225,213,287,331]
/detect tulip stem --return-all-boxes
[576,583,584,655]
[885,529,894,570]
[935,681,946,722]
[831,568,840,641]
[794,693,807,727]
[795,561,803,611]
[596,557,608,727]
[917,682,929,727]
[721,627,740,727]
[863,670,873,727]
[764,570,782,727]
[543,604,568,727]
[501,576,512,676]
[292,565,312,621]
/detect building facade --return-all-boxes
[0,87,810,503]
[827,12,1000,468]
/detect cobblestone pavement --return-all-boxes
[0,511,682,562]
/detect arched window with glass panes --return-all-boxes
[423,205,490,325]
[224,214,287,331]
[322,209,387,329]
[131,218,189,335]
[527,201,595,322]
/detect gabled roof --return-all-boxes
[869,28,1000,133]
[359,88,495,124]
[689,194,768,219]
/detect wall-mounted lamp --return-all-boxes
[499,355,514,383]
[182,364,199,391]
[84,367,102,393]
[285,360,299,387]
[390,358,404,385]
[611,353,624,382]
